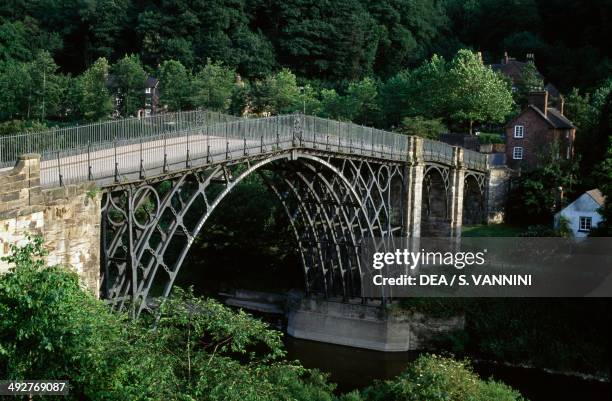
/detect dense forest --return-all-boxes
[0,0,610,89]
[1,1,610,132]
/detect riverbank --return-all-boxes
[284,337,611,401]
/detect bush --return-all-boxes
[398,116,447,139]
[0,236,339,401]
[362,354,526,401]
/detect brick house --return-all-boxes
[505,90,575,170]
[143,76,160,116]
[490,52,542,91]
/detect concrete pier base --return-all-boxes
[286,296,464,352]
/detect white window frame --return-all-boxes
[512,146,523,160]
[514,125,524,138]
[579,216,592,232]
[145,87,152,94]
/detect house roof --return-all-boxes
[586,189,605,206]
[513,105,575,129]
[490,59,543,85]
[146,76,159,88]
[545,83,560,98]
[546,107,574,129]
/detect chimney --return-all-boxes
[503,51,509,64]
[528,90,548,115]
[477,51,483,63]
[559,95,565,115]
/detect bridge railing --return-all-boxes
[463,148,487,171]
[6,112,487,187]
[0,110,241,168]
[422,138,454,165]
[38,115,299,187]
[302,116,409,161]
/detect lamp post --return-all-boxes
[299,86,306,115]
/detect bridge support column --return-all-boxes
[448,148,466,238]
[0,154,101,296]
[402,137,424,238]
[485,166,514,223]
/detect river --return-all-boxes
[284,337,611,401]
[176,239,611,401]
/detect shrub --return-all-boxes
[362,354,526,401]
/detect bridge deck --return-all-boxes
[0,111,487,188]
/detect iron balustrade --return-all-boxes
[463,148,487,171]
[0,110,240,168]
[2,112,487,188]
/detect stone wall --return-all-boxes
[0,154,101,296]
[485,166,514,224]
[286,295,464,352]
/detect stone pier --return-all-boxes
[0,154,101,296]
[286,295,465,352]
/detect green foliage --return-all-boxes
[460,299,611,376]
[0,119,47,136]
[0,0,609,92]
[461,223,525,237]
[111,54,146,117]
[251,68,301,115]
[73,57,114,121]
[477,132,504,144]
[398,116,447,139]
[158,59,192,111]
[379,50,514,133]
[507,141,578,225]
[0,236,343,401]
[446,49,514,133]
[192,59,236,112]
[515,61,543,106]
[0,51,66,121]
[590,140,612,236]
[362,354,526,401]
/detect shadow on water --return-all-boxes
[170,180,611,401]
[284,337,611,401]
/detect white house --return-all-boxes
[554,189,605,237]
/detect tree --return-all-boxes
[446,49,514,134]
[252,68,301,115]
[568,80,612,188]
[24,51,66,121]
[158,60,192,111]
[506,141,579,225]
[111,54,146,117]
[591,141,612,236]
[379,54,448,128]
[75,57,114,121]
[0,60,30,120]
[515,60,543,106]
[366,0,449,78]
[398,116,447,139]
[0,236,340,401]
[344,78,380,126]
[192,59,235,112]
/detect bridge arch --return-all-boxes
[462,173,485,225]
[420,165,450,236]
[101,151,395,317]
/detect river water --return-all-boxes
[176,241,610,401]
[284,337,611,401]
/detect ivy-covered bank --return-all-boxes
[0,236,527,401]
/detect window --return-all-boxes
[513,146,523,160]
[145,87,152,94]
[579,216,592,232]
[514,125,524,138]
